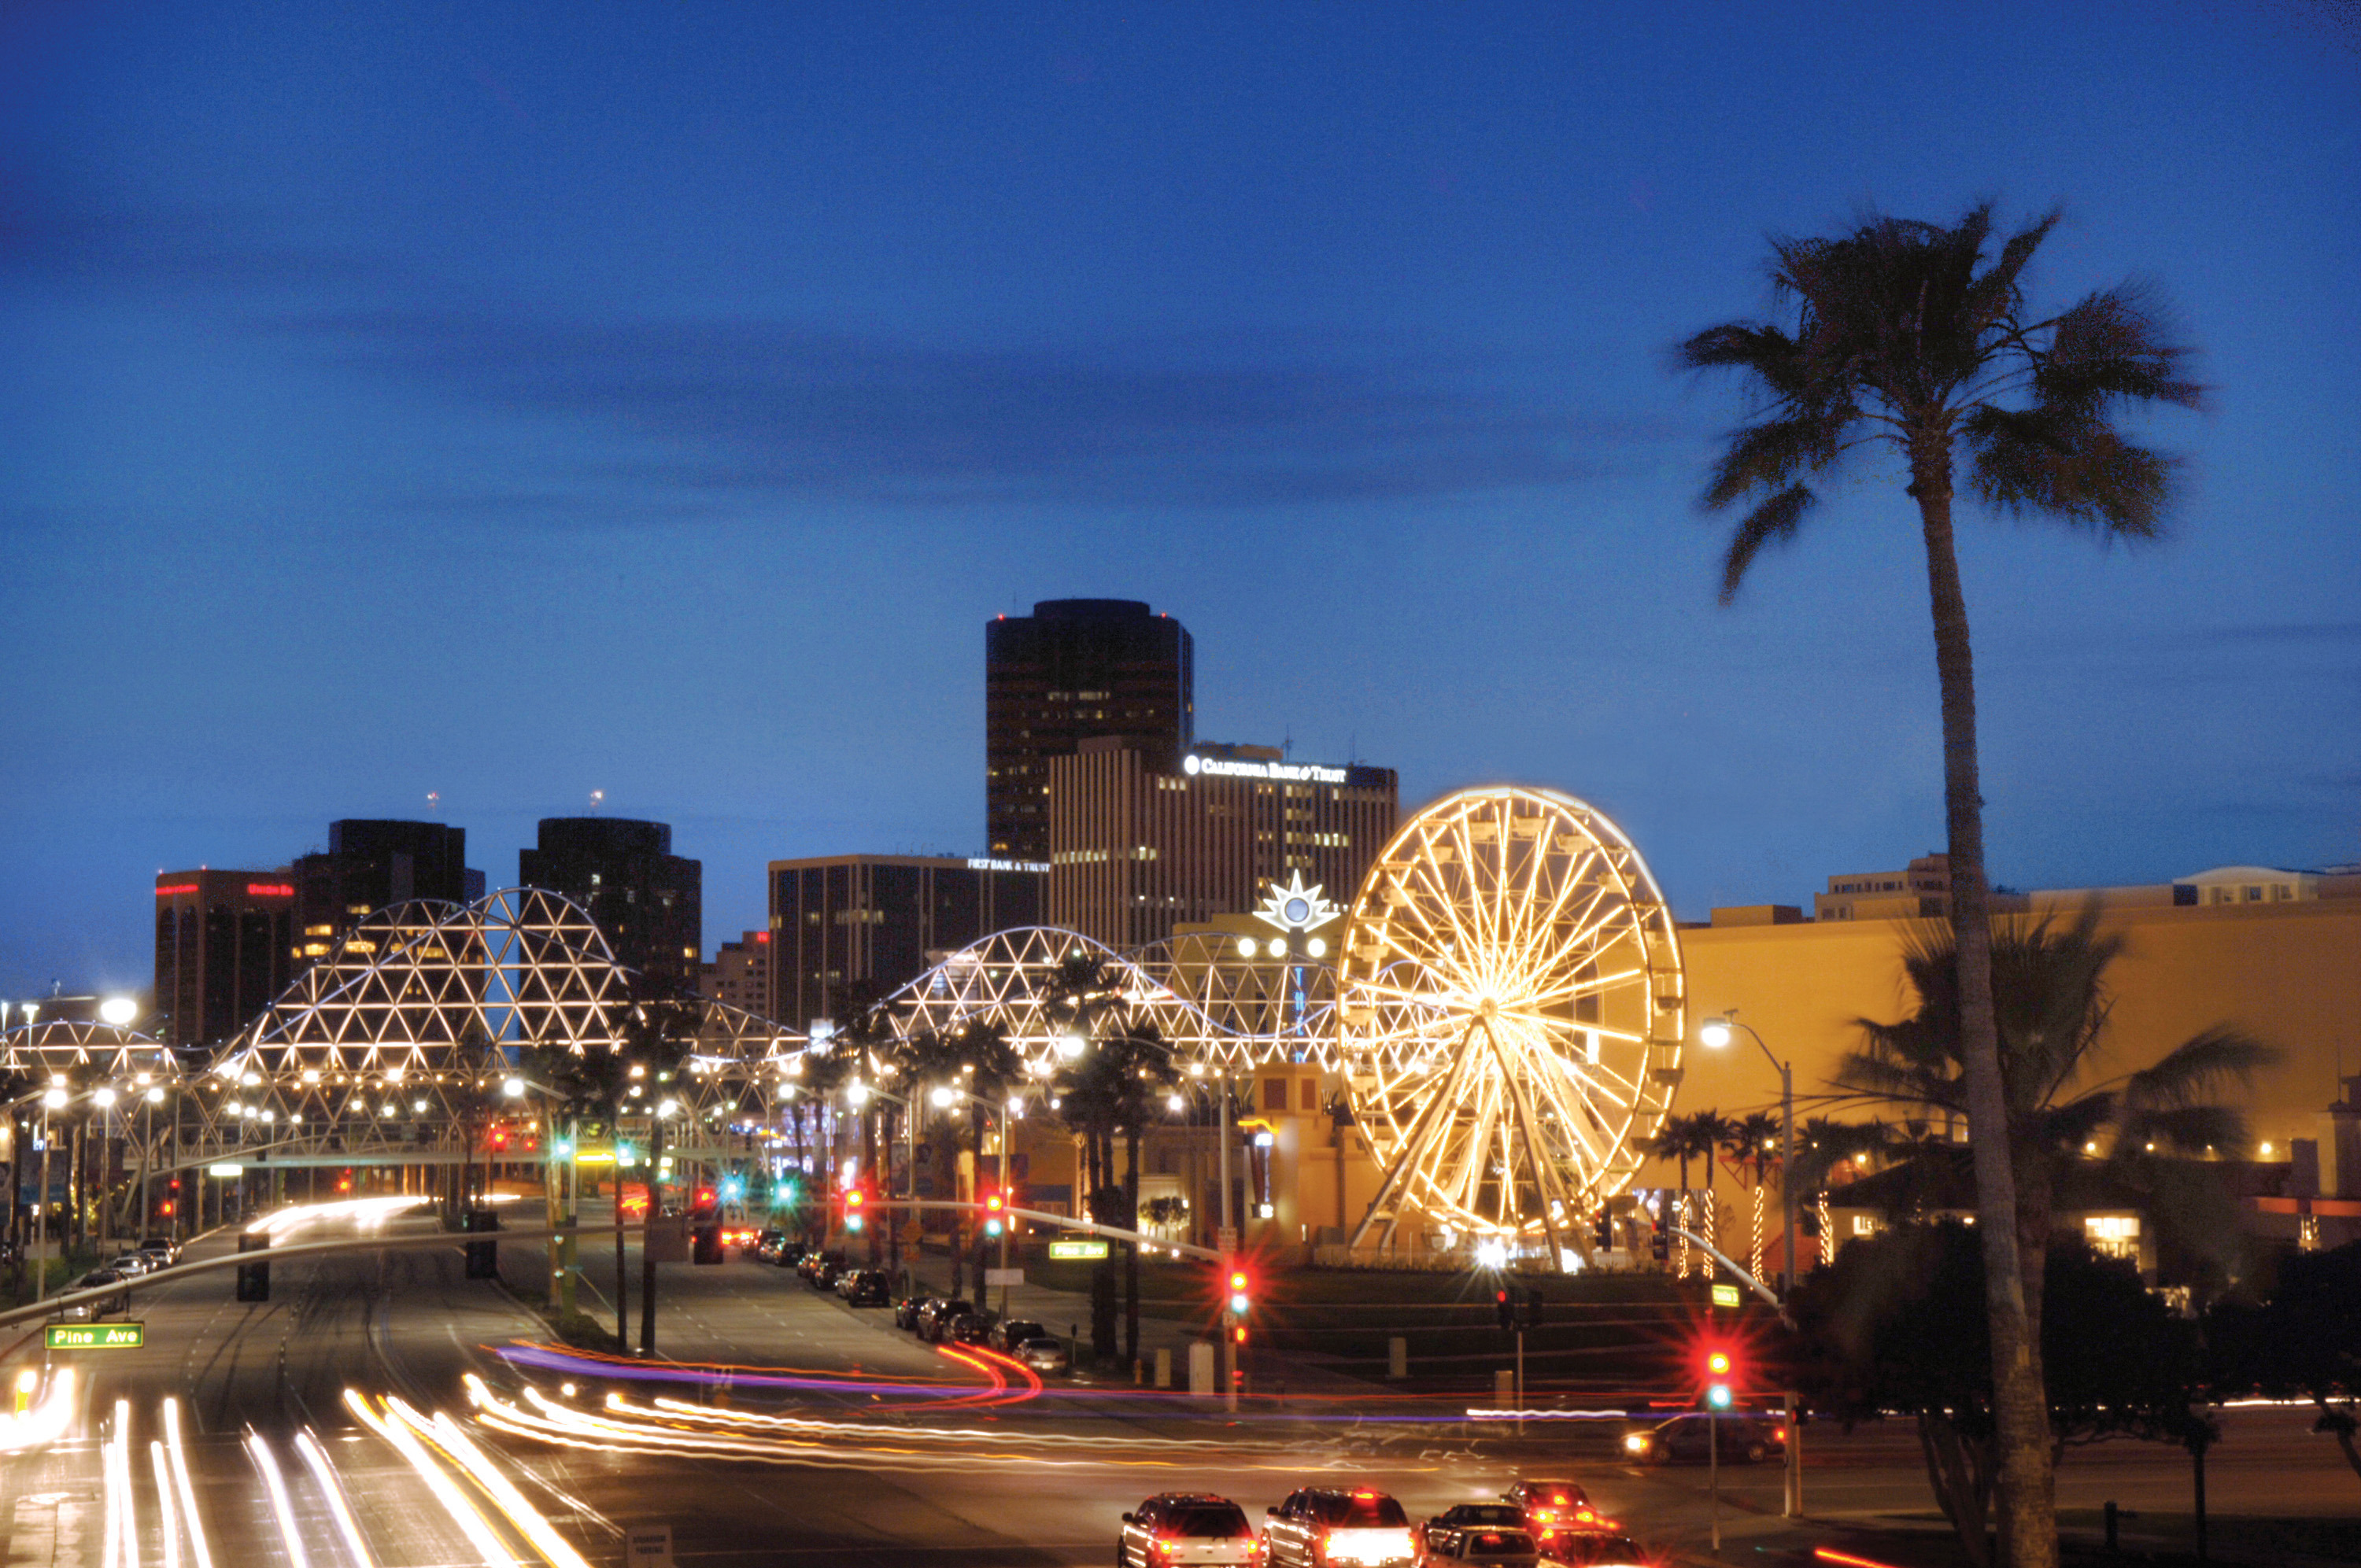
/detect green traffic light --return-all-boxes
[1706,1383,1734,1410]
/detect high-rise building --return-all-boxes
[153,870,298,1048]
[1047,739,1398,950]
[768,854,1044,1030]
[986,599,1194,861]
[294,820,478,954]
[519,818,703,995]
[698,930,774,1016]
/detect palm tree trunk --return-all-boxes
[640,1115,663,1355]
[613,1120,630,1348]
[1915,451,2057,1568]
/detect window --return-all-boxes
[1262,1078,1289,1112]
[1300,1078,1320,1110]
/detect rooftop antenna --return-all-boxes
[426,790,442,818]
[589,789,605,814]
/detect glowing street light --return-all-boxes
[98,997,138,1028]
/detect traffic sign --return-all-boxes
[47,1323,144,1350]
[1710,1282,1742,1309]
[1047,1238,1110,1260]
[625,1525,674,1568]
[984,1267,1024,1286]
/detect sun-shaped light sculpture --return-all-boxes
[1336,786,1685,1258]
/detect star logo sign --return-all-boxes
[1254,869,1342,933]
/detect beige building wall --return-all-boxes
[1665,899,2361,1180]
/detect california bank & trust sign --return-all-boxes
[1182,754,1349,785]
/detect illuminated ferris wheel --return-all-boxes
[1338,786,1686,1255]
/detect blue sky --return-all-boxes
[3,1,2355,998]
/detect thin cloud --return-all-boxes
[292,308,1686,509]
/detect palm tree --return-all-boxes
[1681,201,2201,1567]
[1721,1110,1783,1280]
[1645,1109,1727,1273]
[523,1038,635,1345]
[1821,907,2275,1333]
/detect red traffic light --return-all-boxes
[1227,1269,1251,1315]
[984,1192,1005,1214]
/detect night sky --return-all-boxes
[3,2,2355,1000]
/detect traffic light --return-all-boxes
[983,1190,1006,1237]
[1495,1287,1515,1331]
[1228,1267,1251,1317]
[1651,1200,1671,1264]
[1703,1346,1735,1411]
[844,1187,866,1233]
[1525,1286,1545,1330]
[1593,1207,1613,1251]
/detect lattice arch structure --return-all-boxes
[188,887,807,1160]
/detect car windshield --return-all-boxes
[1002,1321,1044,1339]
[1169,1506,1251,1538]
[1445,1507,1524,1527]
[1555,1537,1642,1564]
[1329,1495,1409,1527]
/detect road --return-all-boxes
[0,1209,2351,1568]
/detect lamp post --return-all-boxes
[504,1075,578,1313]
[931,1082,1018,1314]
[843,1082,916,1284]
[1698,1013,1794,1293]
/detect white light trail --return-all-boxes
[246,1196,429,1237]
[341,1390,518,1568]
[0,1367,75,1456]
[163,1400,216,1568]
[149,1444,180,1568]
[293,1431,376,1568]
[401,1404,589,1568]
[246,1432,312,1568]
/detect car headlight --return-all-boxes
[1623,1433,1651,1453]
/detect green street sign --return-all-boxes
[1047,1238,1110,1260]
[1710,1282,1742,1310]
[47,1323,144,1350]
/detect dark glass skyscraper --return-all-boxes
[985,598,1193,861]
[294,819,477,950]
[519,817,703,995]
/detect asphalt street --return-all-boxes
[0,1211,2351,1568]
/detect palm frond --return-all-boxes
[2122,1025,2282,1112]
[1703,413,1846,509]
[1961,208,2060,334]
[1716,483,1814,603]
[2115,1104,2251,1158]
[1963,404,2180,538]
[2038,283,2205,415]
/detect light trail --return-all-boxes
[162,1400,216,1568]
[148,1444,180,1568]
[464,1375,1428,1477]
[246,1196,430,1238]
[103,1400,134,1568]
[342,1389,520,1568]
[401,1404,592,1568]
[246,1431,312,1568]
[492,1341,985,1397]
[294,1430,377,1568]
[0,1367,75,1455]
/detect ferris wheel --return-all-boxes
[1337,786,1686,1256]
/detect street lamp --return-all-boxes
[1698,1012,1795,1294]
[844,1082,916,1276]
[98,997,138,1028]
[930,1081,1018,1312]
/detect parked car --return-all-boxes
[1413,1521,1537,1567]
[135,1241,176,1271]
[108,1251,151,1278]
[988,1317,1047,1353]
[915,1298,974,1343]
[1621,1413,1783,1466]
[840,1269,892,1307]
[1014,1337,1070,1374]
[947,1310,996,1345]
[806,1255,847,1291]
[752,1228,789,1263]
[1118,1492,1259,1568]
[1263,1489,1415,1568]
[893,1295,928,1330]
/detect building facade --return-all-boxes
[697,930,774,1016]
[519,818,703,995]
[985,598,1194,862]
[767,854,1045,1030]
[294,820,479,956]
[1046,739,1398,950]
[153,870,297,1048]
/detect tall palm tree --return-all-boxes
[1645,1109,1726,1271]
[1819,907,2275,1332]
[1721,1111,1783,1279]
[1681,202,2201,1568]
